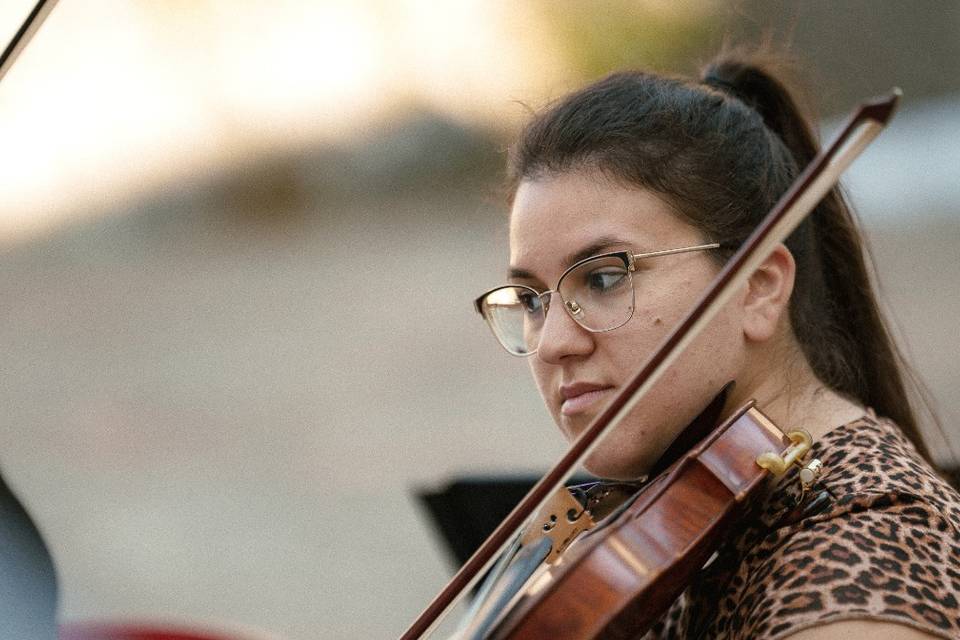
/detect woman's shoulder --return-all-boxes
[726,412,960,639]
[803,412,960,529]
[648,412,960,640]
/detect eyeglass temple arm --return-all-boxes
[631,243,721,261]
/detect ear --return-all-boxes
[741,243,795,343]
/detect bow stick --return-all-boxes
[0,0,59,84]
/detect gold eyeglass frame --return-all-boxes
[474,242,721,356]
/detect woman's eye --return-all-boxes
[585,269,628,292]
[517,292,542,313]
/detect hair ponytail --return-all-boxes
[698,52,931,462]
[702,55,819,169]
[509,49,933,462]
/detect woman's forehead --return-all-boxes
[508,173,693,268]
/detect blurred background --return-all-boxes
[1,1,957,638]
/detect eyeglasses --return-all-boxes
[474,243,720,356]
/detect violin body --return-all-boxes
[486,402,789,639]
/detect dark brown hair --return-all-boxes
[507,51,931,461]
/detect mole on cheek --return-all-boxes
[653,317,663,326]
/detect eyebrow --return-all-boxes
[507,235,631,281]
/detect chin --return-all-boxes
[559,417,656,480]
[583,450,650,481]
[557,416,591,444]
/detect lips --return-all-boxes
[559,382,614,416]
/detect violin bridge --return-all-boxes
[520,487,597,565]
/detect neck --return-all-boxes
[728,345,866,443]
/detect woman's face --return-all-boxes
[509,169,748,479]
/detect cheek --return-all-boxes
[628,263,732,354]
[616,290,690,357]
[595,275,706,385]
[602,318,664,370]
[634,272,698,321]
[654,297,746,406]
[528,359,558,409]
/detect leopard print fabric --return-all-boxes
[644,412,960,639]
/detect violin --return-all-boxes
[472,400,819,639]
[400,91,901,640]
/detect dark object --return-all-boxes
[418,475,592,568]
[0,472,58,640]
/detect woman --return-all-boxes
[473,51,960,639]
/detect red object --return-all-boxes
[59,622,258,640]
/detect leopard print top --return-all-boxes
[645,412,960,639]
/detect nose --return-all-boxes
[536,291,595,364]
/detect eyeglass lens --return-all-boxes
[479,255,635,355]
